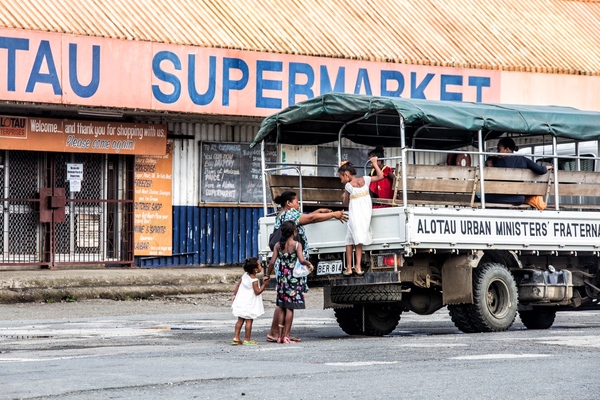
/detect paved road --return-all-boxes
[1,291,599,399]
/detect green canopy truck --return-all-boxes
[252,93,600,336]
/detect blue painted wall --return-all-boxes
[137,206,264,267]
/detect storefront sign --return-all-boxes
[0,27,501,117]
[0,115,166,155]
[134,140,173,256]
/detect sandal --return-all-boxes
[355,270,365,276]
[242,340,258,345]
[231,340,243,345]
[266,336,278,343]
[342,270,353,277]
[290,337,302,342]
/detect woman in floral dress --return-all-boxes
[264,191,347,342]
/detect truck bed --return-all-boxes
[259,206,600,256]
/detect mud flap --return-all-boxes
[442,251,483,305]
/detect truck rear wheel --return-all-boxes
[334,307,362,335]
[448,304,478,333]
[470,262,518,332]
[519,308,556,330]
[334,303,402,336]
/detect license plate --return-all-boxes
[316,260,343,276]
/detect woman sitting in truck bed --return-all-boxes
[485,138,553,206]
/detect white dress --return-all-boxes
[231,273,265,319]
[345,176,373,245]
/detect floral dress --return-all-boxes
[275,242,306,310]
[273,208,309,298]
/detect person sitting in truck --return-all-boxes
[485,138,553,206]
[367,146,395,208]
[264,191,347,343]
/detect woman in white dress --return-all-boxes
[337,157,383,276]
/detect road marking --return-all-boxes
[534,335,600,348]
[0,355,95,363]
[325,361,398,366]
[397,343,468,347]
[451,354,550,360]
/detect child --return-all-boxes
[231,257,269,345]
[265,220,313,344]
[337,158,383,276]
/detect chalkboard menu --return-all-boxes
[201,142,277,203]
[317,147,369,177]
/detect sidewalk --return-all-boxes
[0,267,243,303]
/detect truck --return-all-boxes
[251,93,600,336]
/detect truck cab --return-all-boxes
[252,93,600,336]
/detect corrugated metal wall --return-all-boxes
[138,206,264,267]
[137,121,262,267]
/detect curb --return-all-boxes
[0,269,243,304]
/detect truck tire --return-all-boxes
[334,307,362,335]
[330,284,403,304]
[334,304,403,336]
[519,308,557,330]
[469,262,518,332]
[362,303,403,336]
[448,304,479,333]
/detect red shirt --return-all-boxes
[369,165,394,207]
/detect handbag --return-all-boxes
[268,226,306,251]
[293,259,311,278]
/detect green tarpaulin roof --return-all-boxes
[250,93,600,150]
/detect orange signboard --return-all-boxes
[0,115,166,155]
[134,140,173,256]
[0,27,501,118]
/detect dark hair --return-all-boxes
[273,191,296,207]
[368,146,385,158]
[337,161,357,176]
[242,257,259,274]
[485,156,499,166]
[279,220,297,249]
[498,138,518,152]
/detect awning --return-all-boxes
[251,93,600,149]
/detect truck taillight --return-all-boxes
[382,255,396,266]
[375,253,399,268]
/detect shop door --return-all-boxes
[50,153,134,268]
[0,151,134,269]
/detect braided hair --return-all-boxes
[279,220,297,251]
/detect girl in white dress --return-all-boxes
[231,257,269,345]
[338,157,383,276]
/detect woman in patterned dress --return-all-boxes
[266,220,313,343]
[265,191,347,342]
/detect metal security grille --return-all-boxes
[1,151,42,264]
[0,150,134,269]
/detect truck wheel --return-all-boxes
[334,304,402,336]
[362,303,403,336]
[519,308,557,330]
[470,262,518,332]
[448,304,479,333]
[334,307,362,335]
[330,284,403,304]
